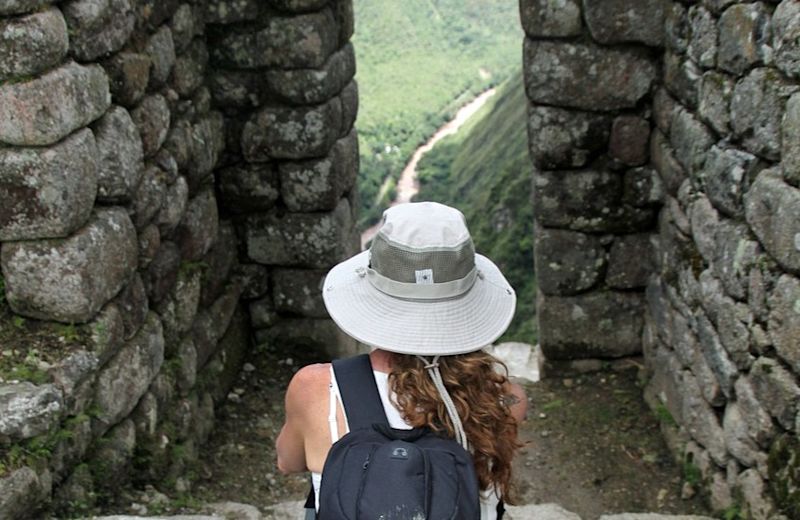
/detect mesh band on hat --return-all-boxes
[366,208,479,301]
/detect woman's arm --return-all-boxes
[276,365,316,474]
[504,381,528,424]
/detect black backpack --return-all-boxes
[308,354,484,520]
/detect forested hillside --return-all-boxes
[414,71,535,343]
[352,0,522,227]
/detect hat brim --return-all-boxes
[322,250,517,356]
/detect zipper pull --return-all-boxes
[362,456,370,470]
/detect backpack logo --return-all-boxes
[391,447,409,459]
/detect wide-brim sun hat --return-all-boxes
[322,202,517,356]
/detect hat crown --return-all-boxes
[378,202,470,250]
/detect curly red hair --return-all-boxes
[388,351,523,502]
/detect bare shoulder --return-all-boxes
[285,362,332,402]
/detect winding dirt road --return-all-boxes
[360,88,497,249]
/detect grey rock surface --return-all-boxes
[523,39,657,110]
[537,290,644,359]
[534,227,605,295]
[750,356,800,431]
[745,168,800,274]
[242,98,342,161]
[93,105,144,202]
[0,7,68,82]
[0,61,110,146]
[783,93,800,187]
[93,312,165,434]
[773,0,800,79]
[698,70,734,136]
[131,93,171,158]
[687,5,717,69]
[266,42,356,105]
[0,467,51,520]
[584,0,667,46]
[519,0,581,37]
[731,67,798,161]
[245,198,353,268]
[717,2,772,75]
[768,274,800,372]
[63,0,135,61]
[527,106,610,169]
[0,128,98,241]
[0,382,62,441]
[2,207,138,323]
[210,9,338,69]
[102,51,151,107]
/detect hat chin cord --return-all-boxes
[416,355,469,451]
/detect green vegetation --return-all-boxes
[655,403,677,427]
[353,0,522,228]
[414,71,535,343]
[682,455,702,487]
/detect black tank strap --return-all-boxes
[332,354,390,431]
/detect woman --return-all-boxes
[276,202,527,519]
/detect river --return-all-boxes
[360,88,497,249]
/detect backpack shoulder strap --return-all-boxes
[332,354,389,431]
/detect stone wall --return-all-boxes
[521,0,800,517]
[0,0,357,517]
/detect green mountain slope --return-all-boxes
[414,71,536,343]
[352,0,522,227]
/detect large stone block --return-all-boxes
[93,106,144,203]
[583,0,667,46]
[665,2,689,53]
[185,112,225,189]
[682,371,728,466]
[130,164,168,230]
[245,197,353,268]
[533,169,656,233]
[171,39,208,97]
[526,106,611,169]
[144,25,176,88]
[724,403,764,469]
[205,0,259,23]
[242,97,342,160]
[0,0,49,15]
[102,52,151,107]
[265,42,356,105]
[731,67,799,161]
[272,268,328,318]
[93,312,164,435]
[257,317,362,359]
[0,467,51,520]
[768,274,800,372]
[718,2,773,75]
[663,51,701,109]
[537,290,644,359]
[670,107,714,177]
[2,208,138,323]
[650,129,687,196]
[210,8,338,69]
[699,70,735,137]
[200,220,238,307]
[62,0,135,61]
[734,376,776,448]
[0,128,98,241]
[339,79,359,137]
[687,5,717,69]
[156,175,189,236]
[176,189,219,262]
[523,39,657,111]
[607,233,654,289]
[0,61,110,146]
[218,163,279,213]
[711,219,759,301]
[0,7,68,82]
[695,312,738,399]
[519,0,582,38]
[623,166,663,208]
[192,279,245,367]
[745,168,800,274]
[170,3,202,53]
[609,116,650,167]
[208,68,264,108]
[773,0,800,79]
[0,383,62,442]
[131,93,171,158]
[533,227,605,295]
[783,93,800,187]
[750,356,800,431]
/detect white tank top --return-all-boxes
[310,368,499,519]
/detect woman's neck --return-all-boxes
[369,348,394,373]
